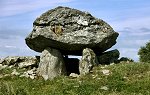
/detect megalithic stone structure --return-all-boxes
[25,6,119,80]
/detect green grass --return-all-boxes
[1,62,150,95]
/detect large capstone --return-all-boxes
[25,6,119,55]
[37,47,66,80]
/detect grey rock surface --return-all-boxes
[0,56,19,65]
[37,47,66,80]
[79,48,99,75]
[98,49,120,64]
[25,6,119,55]
[20,68,37,79]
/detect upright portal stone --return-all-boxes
[37,47,66,80]
[79,48,99,75]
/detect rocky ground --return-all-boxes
[0,56,39,80]
[1,62,150,95]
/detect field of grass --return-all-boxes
[1,62,150,95]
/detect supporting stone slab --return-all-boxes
[37,47,66,80]
[79,48,99,75]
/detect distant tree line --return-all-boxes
[138,41,150,63]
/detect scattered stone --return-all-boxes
[69,73,79,78]
[100,86,109,90]
[101,69,110,75]
[79,48,99,75]
[3,65,8,68]
[11,69,20,76]
[37,47,67,80]
[97,78,101,80]
[0,64,2,70]
[8,65,14,68]
[4,74,10,77]
[0,56,39,68]
[27,70,34,75]
[42,75,49,81]
[20,68,37,79]
[20,72,30,78]
[0,65,8,70]
[110,63,115,65]
[25,6,119,55]
[100,66,105,69]
[17,56,40,68]
[0,56,19,65]
[0,75,3,78]
[98,49,120,65]
[78,81,82,84]
[73,85,79,88]
[29,75,35,80]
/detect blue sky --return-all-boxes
[0,0,150,61]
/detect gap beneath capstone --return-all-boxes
[68,56,82,59]
[64,55,81,75]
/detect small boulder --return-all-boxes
[101,69,111,75]
[100,86,109,91]
[69,73,79,78]
[79,48,99,75]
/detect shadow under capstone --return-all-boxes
[64,56,80,75]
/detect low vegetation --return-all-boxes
[1,62,150,95]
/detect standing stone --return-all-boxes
[37,47,66,80]
[79,48,99,75]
